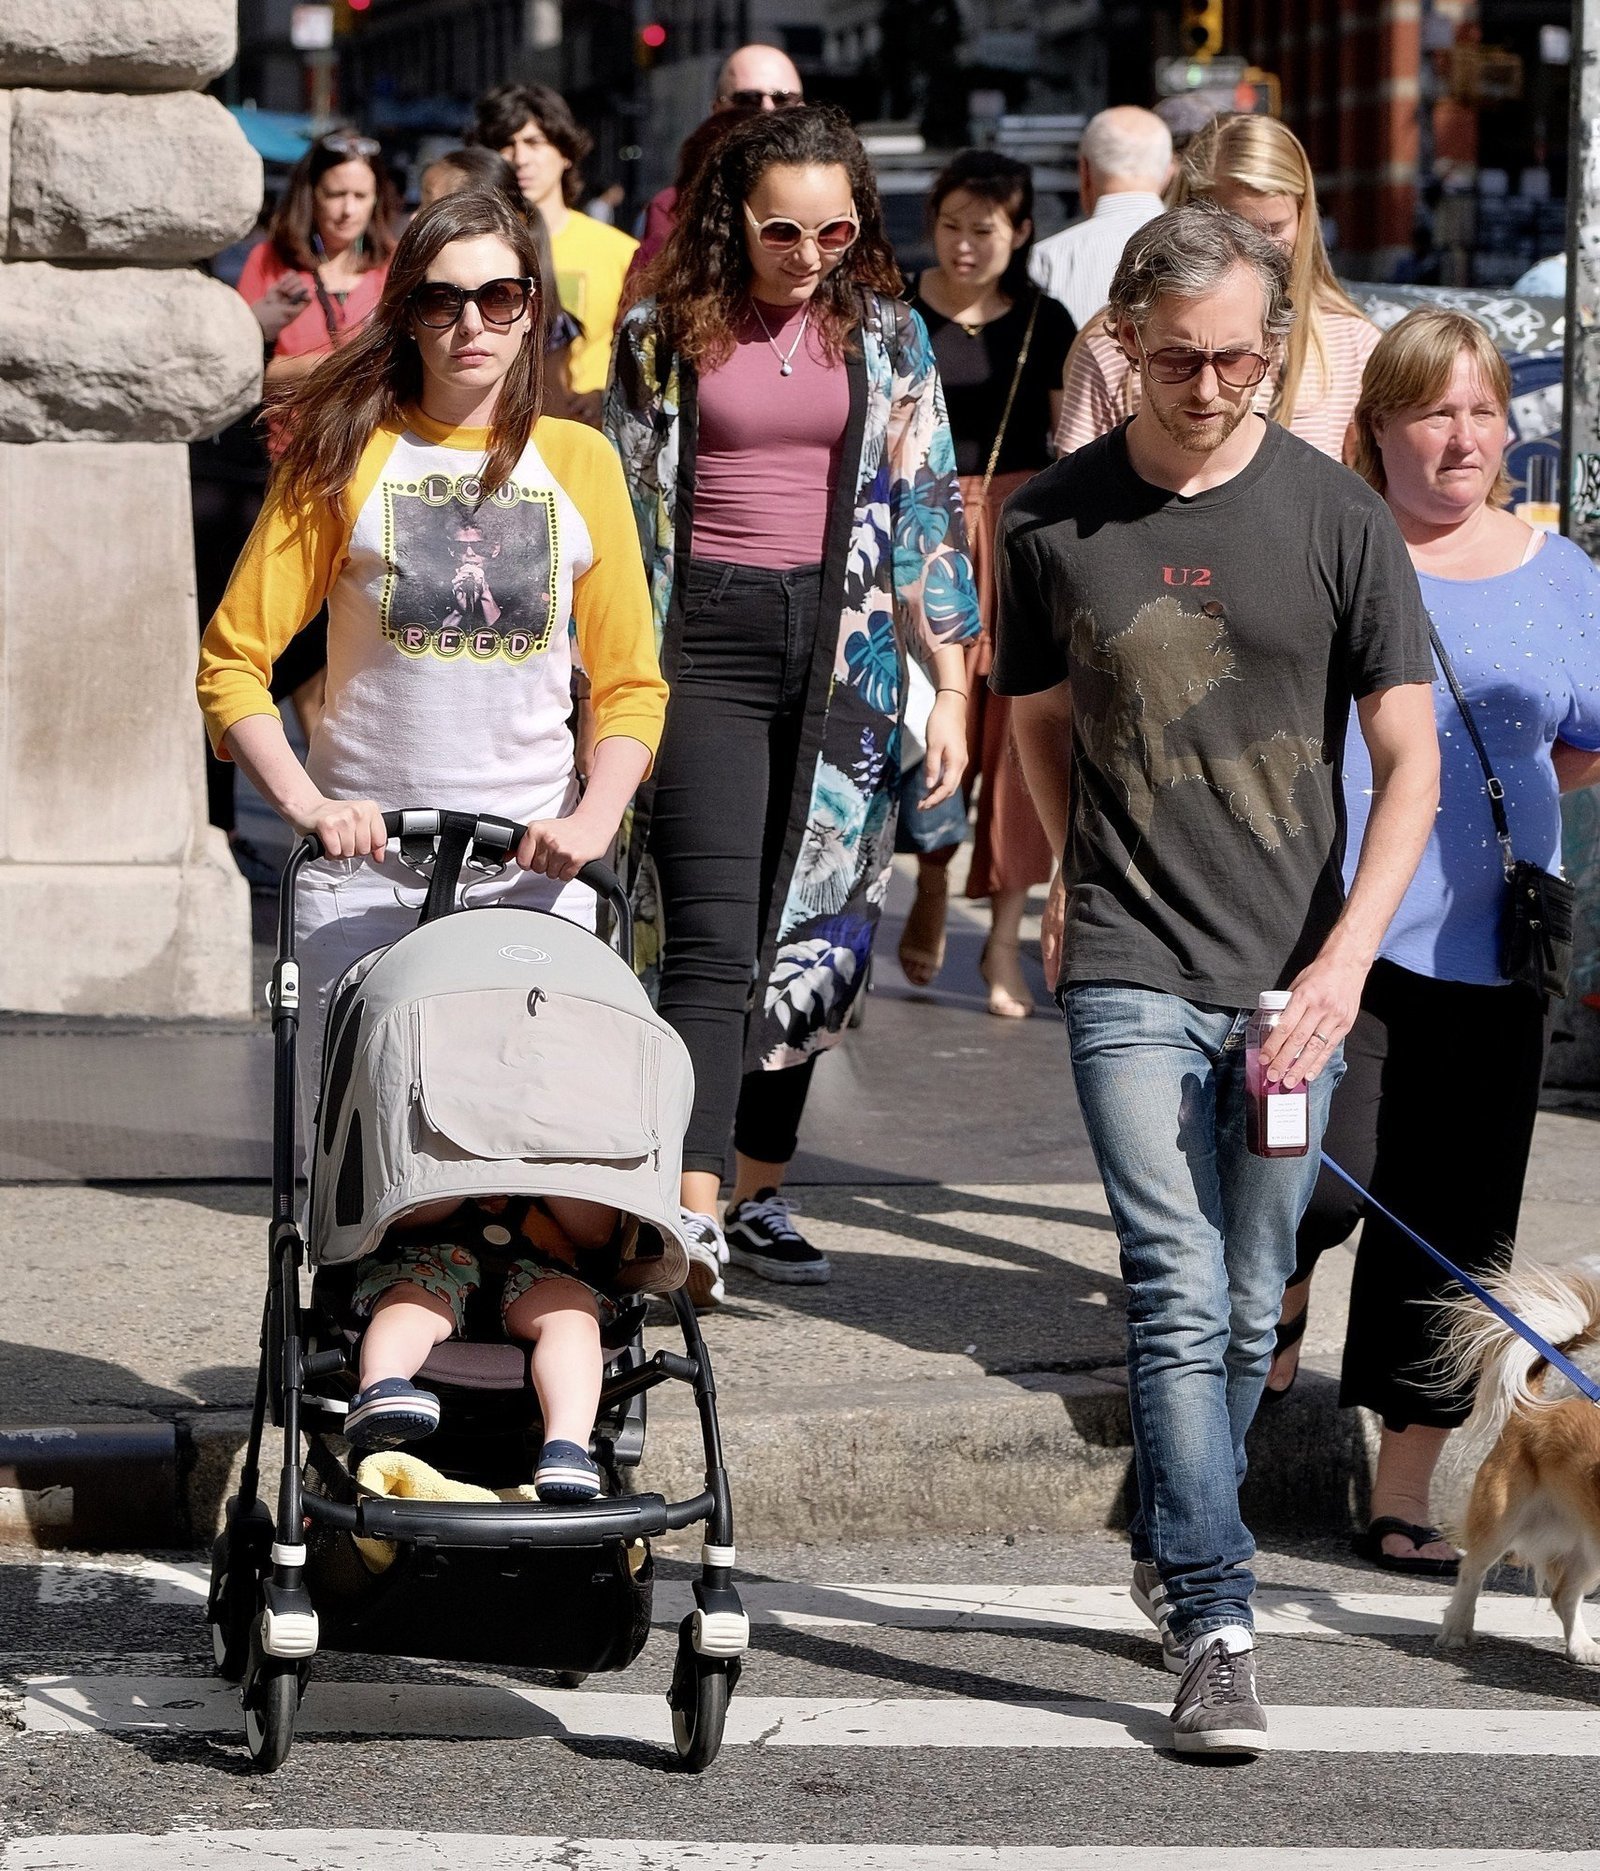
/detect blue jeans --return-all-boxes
[1063,983,1342,1645]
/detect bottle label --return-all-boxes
[1265,1088,1308,1149]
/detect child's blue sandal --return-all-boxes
[535,1439,601,1502]
[345,1377,442,1449]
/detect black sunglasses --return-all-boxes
[721,88,803,108]
[409,276,537,329]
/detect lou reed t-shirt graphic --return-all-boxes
[993,418,1434,1008]
[380,473,560,662]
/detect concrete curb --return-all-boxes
[0,1367,1381,1554]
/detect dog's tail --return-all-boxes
[1438,1265,1600,1449]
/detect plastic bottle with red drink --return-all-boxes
[1245,990,1309,1159]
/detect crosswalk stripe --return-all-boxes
[6,1839,1600,1871]
[28,1560,1576,1645]
[21,1676,1600,1755]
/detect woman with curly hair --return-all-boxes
[606,104,980,1303]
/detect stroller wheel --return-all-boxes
[206,1499,273,1683]
[668,1617,732,1773]
[242,1620,303,1772]
[555,1670,588,1689]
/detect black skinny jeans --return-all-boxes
[650,558,824,1176]
[1292,957,1548,1428]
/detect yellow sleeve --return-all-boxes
[545,419,668,770]
[195,427,394,758]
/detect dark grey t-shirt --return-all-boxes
[992,418,1434,1008]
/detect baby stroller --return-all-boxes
[205,809,746,1773]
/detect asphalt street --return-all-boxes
[3,1528,1599,1864]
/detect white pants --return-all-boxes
[293,853,596,1163]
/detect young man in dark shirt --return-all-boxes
[995,203,1439,1756]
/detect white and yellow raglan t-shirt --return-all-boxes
[197,409,665,830]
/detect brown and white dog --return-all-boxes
[1436,1265,1600,1667]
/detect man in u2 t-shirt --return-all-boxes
[994,203,1439,1759]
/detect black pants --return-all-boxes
[1293,957,1548,1428]
[650,558,825,1176]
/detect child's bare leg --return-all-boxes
[538,1196,618,1252]
[504,1276,602,1447]
[359,1285,455,1388]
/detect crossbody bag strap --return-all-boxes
[979,290,1043,504]
[308,268,343,346]
[1428,622,1515,876]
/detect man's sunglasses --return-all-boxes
[319,131,382,161]
[743,204,860,254]
[409,277,537,329]
[1135,335,1271,388]
[722,88,803,107]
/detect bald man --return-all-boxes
[1029,106,1173,328]
[632,44,805,276]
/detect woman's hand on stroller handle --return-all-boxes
[517,805,617,882]
[293,795,388,863]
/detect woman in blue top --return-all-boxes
[1267,309,1600,1574]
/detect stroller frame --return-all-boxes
[205,809,746,1772]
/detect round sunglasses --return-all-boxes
[742,203,860,255]
[409,276,536,329]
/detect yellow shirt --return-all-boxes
[550,210,639,397]
[197,412,665,823]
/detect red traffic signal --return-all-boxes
[641,22,667,46]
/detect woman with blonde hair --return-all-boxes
[1264,308,1600,1573]
[1054,113,1378,461]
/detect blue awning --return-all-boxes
[228,106,315,165]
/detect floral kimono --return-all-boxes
[604,289,980,1069]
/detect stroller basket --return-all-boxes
[205,808,746,1776]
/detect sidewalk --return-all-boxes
[3,860,1598,1550]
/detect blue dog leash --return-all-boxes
[1321,1155,1600,1406]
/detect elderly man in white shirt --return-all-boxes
[1029,106,1173,329]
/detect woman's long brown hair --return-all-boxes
[267,131,400,273]
[267,190,545,514]
[637,104,902,368]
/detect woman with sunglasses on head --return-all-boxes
[607,105,980,1304]
[1054,114,1377,463]
[900,150,1076,1018]
[198,189,666,1139]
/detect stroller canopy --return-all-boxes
[309,904,694,1294]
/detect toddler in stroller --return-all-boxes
[347,1189,624,1501]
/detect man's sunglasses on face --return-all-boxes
[1134,332,1271,388]
[721,88,803,108]
[410,277,537,329]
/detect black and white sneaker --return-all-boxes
[724,1189,832,1284]
[345,1377,441,1450]
[1131,1560,1187,1674]
[1170,1629,1269,1757]
[678,1208,728,1310]
[534,1438,601,1503]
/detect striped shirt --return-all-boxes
[1028,192,1167,330]
[1052,305,1381,463]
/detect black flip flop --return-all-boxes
[1259,1301,1309,1406]
[1351,1515,1460,1578]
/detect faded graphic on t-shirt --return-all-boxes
[380,474,560,662]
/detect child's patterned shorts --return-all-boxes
[350,1242,615,1338]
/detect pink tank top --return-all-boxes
[693,299,851,569]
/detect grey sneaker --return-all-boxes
[678,1208,727,1310]
[1170,1636,1270,1757]
[1130,1561,1187,1674]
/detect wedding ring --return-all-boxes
[1310,1032,1329,1044]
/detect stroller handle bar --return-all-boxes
[277,809,633,969]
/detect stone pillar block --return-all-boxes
[0,440,251,1016]
[8,92,262,262]
[0,264,261,442]
[0,1,237,91]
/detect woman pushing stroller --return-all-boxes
[196,188,668,1500]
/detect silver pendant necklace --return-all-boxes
[751,297,808,376]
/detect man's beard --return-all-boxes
[1150,393,1253,455]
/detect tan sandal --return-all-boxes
[898,872,950,987]
[980,936,1034,1019]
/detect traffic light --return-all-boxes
[1180,0,1224,60]
[635,21,667,67]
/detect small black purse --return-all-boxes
[1431,625,1574,1001]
